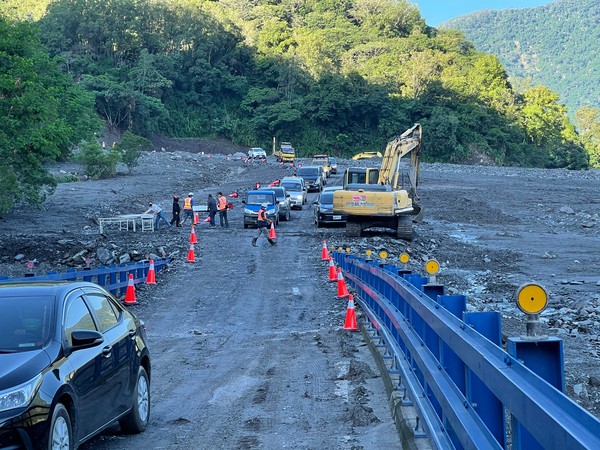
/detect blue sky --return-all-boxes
[413,0,556,26]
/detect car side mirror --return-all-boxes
[68,330,104,353]
[242,200,246,204]
[313,200,318,204]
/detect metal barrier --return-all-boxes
[333,251,600,450]
[0,259,169,297]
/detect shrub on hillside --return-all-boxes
[115,131,153,173]
[76,141,120,179]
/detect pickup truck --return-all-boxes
[242,190,280,228]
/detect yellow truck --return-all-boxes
[333,124,422,240]
[273,141,295,163]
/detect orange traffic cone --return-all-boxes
[124,274,137,305]
[337,268,349,298]
[203,216,211,223]
[269,222,277,239]
[194,212,199,224]
[321,240,329,261]
[343,295,358,330]
[190,226,197,244]
[187,244,196,262]
[145,260,156,285]
[328,257,337,282]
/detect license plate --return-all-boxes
[333,215,342,220]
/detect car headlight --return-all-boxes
[0,374,42,412]
[321,207,333,213]
[244,208,256,215]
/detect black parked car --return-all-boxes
[313,186,346,227]
[0,281,151,449]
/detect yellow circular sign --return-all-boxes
[425,259,440,275]
[516,283,548,314]
[345,247,351,254]
[379,251,388,259]
[399,253,410,263]
[366,250,372,256]
[338,246,343,251]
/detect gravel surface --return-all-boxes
[1,144,599,448]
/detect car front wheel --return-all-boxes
[120,366,150,434]
[47,403,72,450]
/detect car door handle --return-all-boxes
[102,345,112,358]
[128,329,137,340]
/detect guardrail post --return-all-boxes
[397,268,411,278]
[83,267,92,282]
[423,284,444,301]
[405,274,427,291]
[464,311,506,447]
[119,266,128,296]
[108,265,118,295]
[136,262,145,280]
[96,267,107,287]
[66,268,77,281]
[507,336,564,450]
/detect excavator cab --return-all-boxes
[342,168,380,187]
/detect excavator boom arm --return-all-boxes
[377,124,422,189]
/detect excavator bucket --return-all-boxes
[412,205,424,223]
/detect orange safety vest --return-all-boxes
[217,196,227,211]
[184,197,192,210]
[258,209,267,222]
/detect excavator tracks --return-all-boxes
[396,216,413,240]
[345,221,362,237]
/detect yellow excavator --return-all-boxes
[333,124,422,240]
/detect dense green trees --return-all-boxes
[1,0,596,214]
[0,16,100,214]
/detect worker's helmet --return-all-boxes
[189,192,194,196]
[261,203,268,208]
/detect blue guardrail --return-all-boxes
[333,251,600,450]
[0,259,169,297]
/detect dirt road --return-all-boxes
[1,150,599,448]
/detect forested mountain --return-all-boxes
[2,0,600,214]
[442,0,600,117]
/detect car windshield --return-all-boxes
[246,193,273,205]
[272,188,285,199]
[330,158,336,164]
[0,295,54,352]
[281,148,294,154]
[298,168,318,177]
[320,192,334,204]
[281,182,301,192]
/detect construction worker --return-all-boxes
[217,192,229,227]
[252,203,276,247]
[181,192,194,225]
